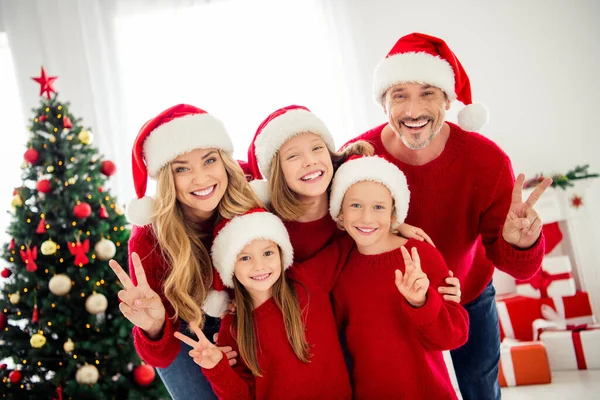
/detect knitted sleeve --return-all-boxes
[401,242,470,351]
[294,233,355,293]
[128,227,181,368]
[480,158,545,280]
[203,315,254,400]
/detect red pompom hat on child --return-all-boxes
[373,32,488,132]
[127,104,233,226]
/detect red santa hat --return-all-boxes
[373,32,488,132]
[127,104,233,226]
[210,208,294,288]
[329,155,410,229]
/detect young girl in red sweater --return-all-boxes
[107,104,261,399]
[329,155,470,400]
[175,208,355,399]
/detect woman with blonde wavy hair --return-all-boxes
[108,104,260,399]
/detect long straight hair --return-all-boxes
[232,252,310,376]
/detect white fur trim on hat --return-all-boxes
[202,289,230,318]
[126,196,155,226]
[329,157,410,228]
[373,52,456,105]
[457,103,489,132]
[249,179,270,206]
[211,212,294,288]
[254,109,336,178]
[144,113,233,177]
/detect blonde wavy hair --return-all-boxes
[269,140,374,221]
[152,150,262,328]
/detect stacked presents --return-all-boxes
[495,221,597,388]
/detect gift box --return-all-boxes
[496,291,594,342]
[516,255,576,298]
[498,339,551,387]
[534,307,600,371]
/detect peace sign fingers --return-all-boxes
[108,259,135,290]
[524,177,553,208]
[130,252,150,287]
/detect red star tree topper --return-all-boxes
[31,67,58,99]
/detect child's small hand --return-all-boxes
[174,326,225,369]
[395,246,430,308]
[438,270,462,303]
[397,223,435,247]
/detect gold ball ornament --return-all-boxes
[30,333,46,348]
[10,292,20,304]
[49,135,56,143]
[11,195,23,208]
[75,364,99,385]
[49,274,72,296]
[41,239,58,255]
[94,238,116,261]
[63,338,75,352]
[85,292,108,314]
[114,204,124,216]
[21,161,28,169]
[47,165,55,173]
[78,130,93,145]
[68,177,76,185]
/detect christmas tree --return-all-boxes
[0,68,167,399]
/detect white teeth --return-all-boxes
[251,273,270,281]
[404,120,428,128]
[356,227,376,233]
[301,171,323,181]
[192,185,215,196]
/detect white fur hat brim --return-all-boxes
[202,289,230,318]
[373,51,456,105]
[254,108,336,179]
[211,212,294,288]
[329,157,410,228]
[144,113,233,177]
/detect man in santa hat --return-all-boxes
[344,33,552,399]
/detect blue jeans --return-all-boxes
[156,318,220,400]
[450,281,501,400]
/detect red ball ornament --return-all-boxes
[73,202,92,219]
[9,370,22,384]
[1,268,12,278]
[0,363,7,370]
[100,160,117,177]
[133,364,156,386]
[0,312,7,330]
[39,115,47,122]
[37,179,52,193]
[24,148,40,164]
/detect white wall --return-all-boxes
[337,0,600,313]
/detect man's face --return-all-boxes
[384,82,451,150]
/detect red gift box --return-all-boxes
[496,291,594,342]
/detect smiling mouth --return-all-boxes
[191,185,216,198]
[401,119,430,130]
[250,273,271,281]
[355,227,377,235]
[300,170,324,182]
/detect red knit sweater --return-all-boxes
[203,235,355,400]
[344,122,545,304]
[128,223,214,368]
[332,239,469,399]
[284,214,340,262]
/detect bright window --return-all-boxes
[115,0,347,179]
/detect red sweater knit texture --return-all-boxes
[203,235,355,400]
[332,239,469,399]
[127,222,213,368]
[344,122,545,304]
[284,213,340,262]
